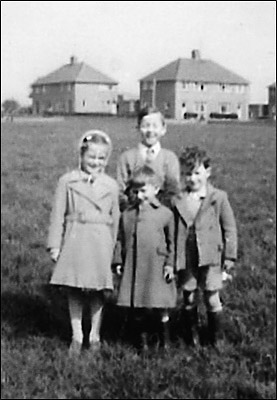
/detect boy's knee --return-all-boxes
[204,290,222,312]
[183,290,197,310]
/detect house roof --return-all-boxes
[268,82,276,88]
[32,59,118,86]
[140,57,249,85]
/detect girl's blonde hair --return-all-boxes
[78,130,112,168]
[79,129,112,153]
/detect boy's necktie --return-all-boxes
[83,175,94,184]
[145,147,155,163]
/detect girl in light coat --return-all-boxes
[47,130,120,356]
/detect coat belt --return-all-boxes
[66,212,113,225]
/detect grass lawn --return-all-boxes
[1,117,276,399]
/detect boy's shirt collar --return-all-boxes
[187,186,207,200]
[138,142,161,159]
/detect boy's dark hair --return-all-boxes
[179,146,211,171]
[137,105,165,127]
[127,165,162,189]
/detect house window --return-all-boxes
[35,86,40,94]
[42,85,46,93]
[220,103,230,113]
[182,82,189,90]
[200,84,206,91]
[60,84,64,92]
[67,84,72,92]
[237,85,245,93]
[195,102,207,113]
[142,81,153,90]
[142,82,148,90]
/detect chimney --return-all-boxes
[70,56,77,65]
[191,49,200,60]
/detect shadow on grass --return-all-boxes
[1,287,71,342]
[2,287,225,349]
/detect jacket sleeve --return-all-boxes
[112,214,125,267]
[160,152,181,208]
[110,183,120,246]
[219,192,238,261]
[47,176,68,250]
[116,152,130,210]
[164,212,175,269]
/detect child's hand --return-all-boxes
[223,259,235,272]
[49,248,60,263]
[163,265,174,283]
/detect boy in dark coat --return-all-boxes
[174,146,237,347]
[115,165,177,351]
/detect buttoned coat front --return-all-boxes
[47,170,120,290]
[116,201,177,308]
[174,184,237,270]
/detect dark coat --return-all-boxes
[116,200,177,308]
[117,147,180,209]
[174,184,237,270]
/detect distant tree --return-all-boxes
[1,99,20,114]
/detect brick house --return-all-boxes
[140,50,250,121]
[268,82,276,120]
[30,56,118,115]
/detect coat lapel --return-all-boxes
[194,184,217,224]
[175,194,191,225]
[175,184,216,225]
[68,172,111,210]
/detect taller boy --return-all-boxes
[117,106,180,210]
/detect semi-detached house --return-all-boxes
[140,50,250,121]
[30,56,118,115]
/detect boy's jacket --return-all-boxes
[174,183,237,270]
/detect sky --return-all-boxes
[1,1,276,105]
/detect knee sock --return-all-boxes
[68,294,83,344]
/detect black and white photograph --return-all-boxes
[1,1,276,399]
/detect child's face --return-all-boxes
[81,143,109,178]
[134,183,159,205]
[139,112,166,147]
[181,162,211,192]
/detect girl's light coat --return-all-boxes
[48,170,120,290]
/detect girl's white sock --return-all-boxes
[89,295,103,343]
[68,294,83,344]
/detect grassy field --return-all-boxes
[1,117,276,399]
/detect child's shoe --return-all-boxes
[68,340,82,357]
[182,307,199,347]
